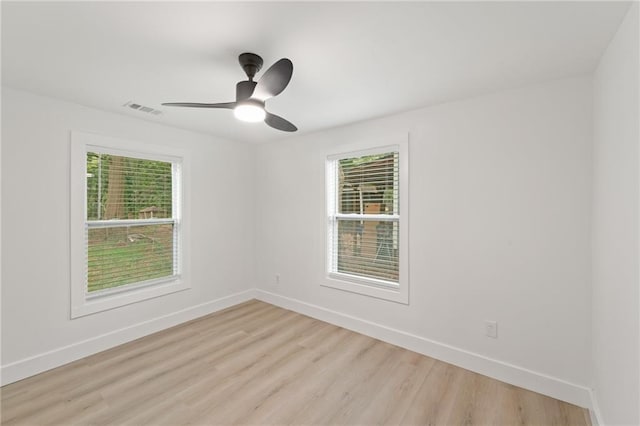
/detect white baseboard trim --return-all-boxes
[589,389,604,425]
[254,289,593,409]
[0,289,256,386]
[2,287,596,413]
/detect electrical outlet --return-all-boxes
[485,320,498,338]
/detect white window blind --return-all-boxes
[327,149,400,287]
[84,152,180,296]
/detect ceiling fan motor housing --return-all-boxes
[236,80,257,102]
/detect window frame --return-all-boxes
[70,131,190,318]
[324,135,409,304]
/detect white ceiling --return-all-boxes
[1,1,630,144]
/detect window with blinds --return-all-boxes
[327,148,401,288]
[84,152,180,295]
[71,132,188,318]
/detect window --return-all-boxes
[325,137,408,304]
[71,132,189,318]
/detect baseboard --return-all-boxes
[589,389,604,425]
[0,289,256,386]
[2,287,595,412]
[254,289,593,409]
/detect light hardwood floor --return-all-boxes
[1,300,590,425]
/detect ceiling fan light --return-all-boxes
[234,103,266,122]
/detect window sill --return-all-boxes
[323,273,408,304]
[71,278,190,318]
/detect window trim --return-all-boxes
[70,131,190,318]
[324,135,409,304]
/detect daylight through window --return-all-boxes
[327,149,400,287]
[85,152,180,294]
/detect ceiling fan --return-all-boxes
[163,53,297,132]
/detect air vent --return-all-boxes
[122,101,163,116]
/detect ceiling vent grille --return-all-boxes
[123,101,163,116]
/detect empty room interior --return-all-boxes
[1,1,639,425]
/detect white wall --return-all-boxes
[1,87,254,382]
[592,3,640,425]
[254,76,593,404]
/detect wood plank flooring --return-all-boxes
[1,300,591,425]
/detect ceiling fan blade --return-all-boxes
[161,102,235,109]
[251,59,293,101]
[265,112,297,132]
